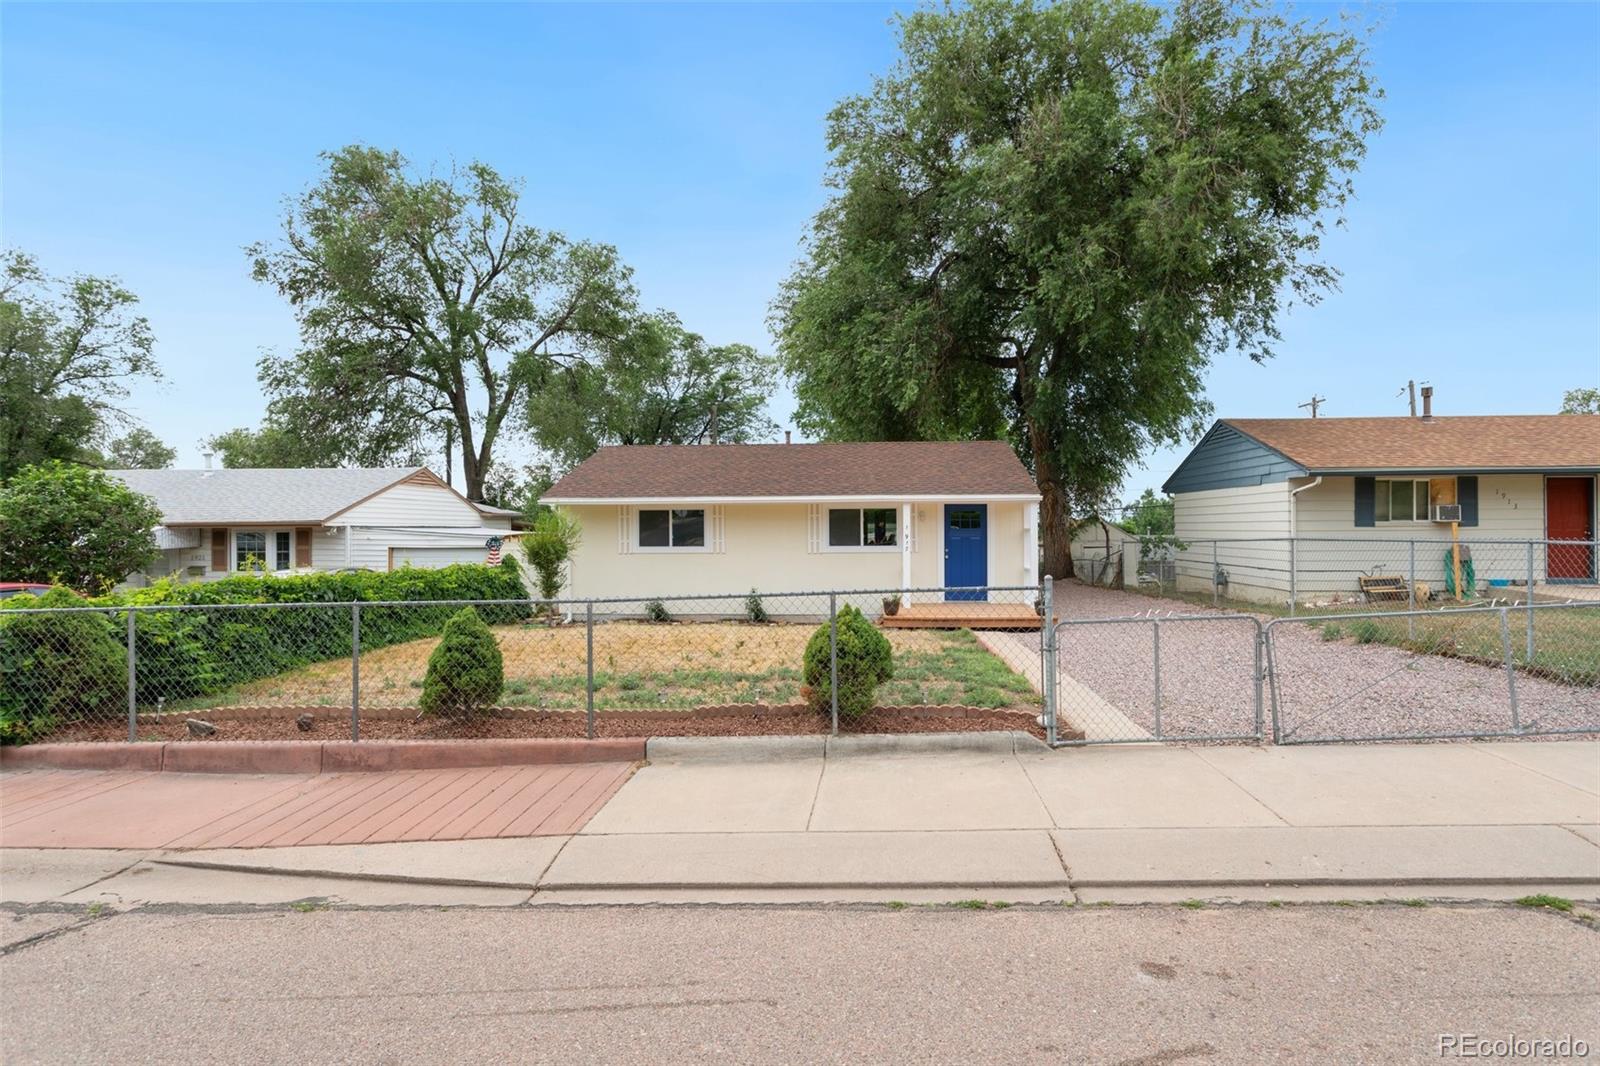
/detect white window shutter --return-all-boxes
[712,505,726,553]
[807,504,820,553]
[617,506,631,554]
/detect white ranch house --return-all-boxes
[1161,411,1600,605]
[110,467,522,584]
[541,441,1042,607]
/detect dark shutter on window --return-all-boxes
[295,527,313,567]
[1457,476,1478,527]
[210,528,228,571]
[1353,478,1376,527]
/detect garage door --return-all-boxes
[389,545,493,569]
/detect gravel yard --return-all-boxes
[1020,582,1600,743]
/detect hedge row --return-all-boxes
[0,562,530,741]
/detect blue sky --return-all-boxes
[3,1,1597,497]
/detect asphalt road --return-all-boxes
[3,903,1597,1065]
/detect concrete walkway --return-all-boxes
[976,629,1151,740]
[4,738,1595,906]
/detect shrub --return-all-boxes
[419,607,504,716]
[0,462,162,592]
[745,588,769,624]
[521,509,582,606]
[802,604,893,718]
[1350,619,1383,645]
[644,598,672,623]
[0,589,125,743]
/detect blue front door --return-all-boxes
[944,504,988,600]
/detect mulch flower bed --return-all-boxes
[40,704,1054,744]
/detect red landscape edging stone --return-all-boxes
[161,741,326,775]
[1,738,648,775]
[319,738,646,772]
[0,742,165,773]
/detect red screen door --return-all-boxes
[1546,477,1596,580]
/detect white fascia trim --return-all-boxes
[542,493,1042,506]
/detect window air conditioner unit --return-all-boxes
[1431,504,1463,523]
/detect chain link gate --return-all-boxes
[1045,612,1265,745]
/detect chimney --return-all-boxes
[784,430,792,445]
[203,452,214,470]
[1420,386,1434,421]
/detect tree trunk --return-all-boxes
[1029,426,1073,580]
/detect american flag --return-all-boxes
[485,536,502,565]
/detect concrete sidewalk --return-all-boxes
[3,739,1597,906]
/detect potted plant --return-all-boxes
[882,595,901,617]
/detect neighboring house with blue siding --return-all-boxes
[1160,410,1600,604]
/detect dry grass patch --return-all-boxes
[228,621,963,710]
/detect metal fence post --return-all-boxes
[1525,541,1536,662]
[585,601,596,740]
[1499,606,1520,733]
[828,592,839,737]
[350,603,361,743]
[1152,619,1163,740]
[1042,576,1055,747]
[1252,620,1264,741]
[126,610,137,744]
[1288,539,1297,617]
[1212,541,1220,607]
[1406,540,1416,641]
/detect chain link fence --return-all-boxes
[1265,601,1600,744]
[0,585,1048,745]
[1123,536,1600,616]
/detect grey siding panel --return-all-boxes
[1162,422,1306,494]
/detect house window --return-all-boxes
[234,530,296,572]
[948,508,982,529]
[235,531,267,572]
[1375,479,1430,523]
[638,509,705,549]
[827,507,898,549]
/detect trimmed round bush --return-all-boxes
[419,607,505,716]
[0,589,125,743]
[802,604,893,719]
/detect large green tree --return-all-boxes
[103,427,176,469]
[1561,387,1600,415]
[773,0,1382,575]
[525,311,778,471]
[248,146,636,499]
[0,251,159,482]
[0,462,161,591]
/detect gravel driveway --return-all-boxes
[1018,582,1600,743]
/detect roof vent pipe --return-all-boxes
[1420,386,1434,421]
[785,430,792,445]
[203,452,214,470]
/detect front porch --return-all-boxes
[879,601,1047,631]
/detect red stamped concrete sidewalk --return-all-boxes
[0,763,635,850]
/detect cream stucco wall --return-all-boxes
[562,500,1036,608]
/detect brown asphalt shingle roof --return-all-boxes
[542,442,1040,500]
[1225,415,1600,472]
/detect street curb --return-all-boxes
[645,731,1044,762]
[0,738,647,775]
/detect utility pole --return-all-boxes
[1298,395,1325,418]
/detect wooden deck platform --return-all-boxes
[878,601,1044,631]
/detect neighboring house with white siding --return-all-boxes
[541,441,1041,604]
[109,467,523,585]
[1161,410,1600,604]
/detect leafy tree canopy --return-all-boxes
[0,251,159,482]
[525,311,778,472]
[104,427,176,469]
[772,0,1381,575]
[1120,487,1174,537]
[248,146,637,499]
[0,462,161,591]
[1561,387,1600,415]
